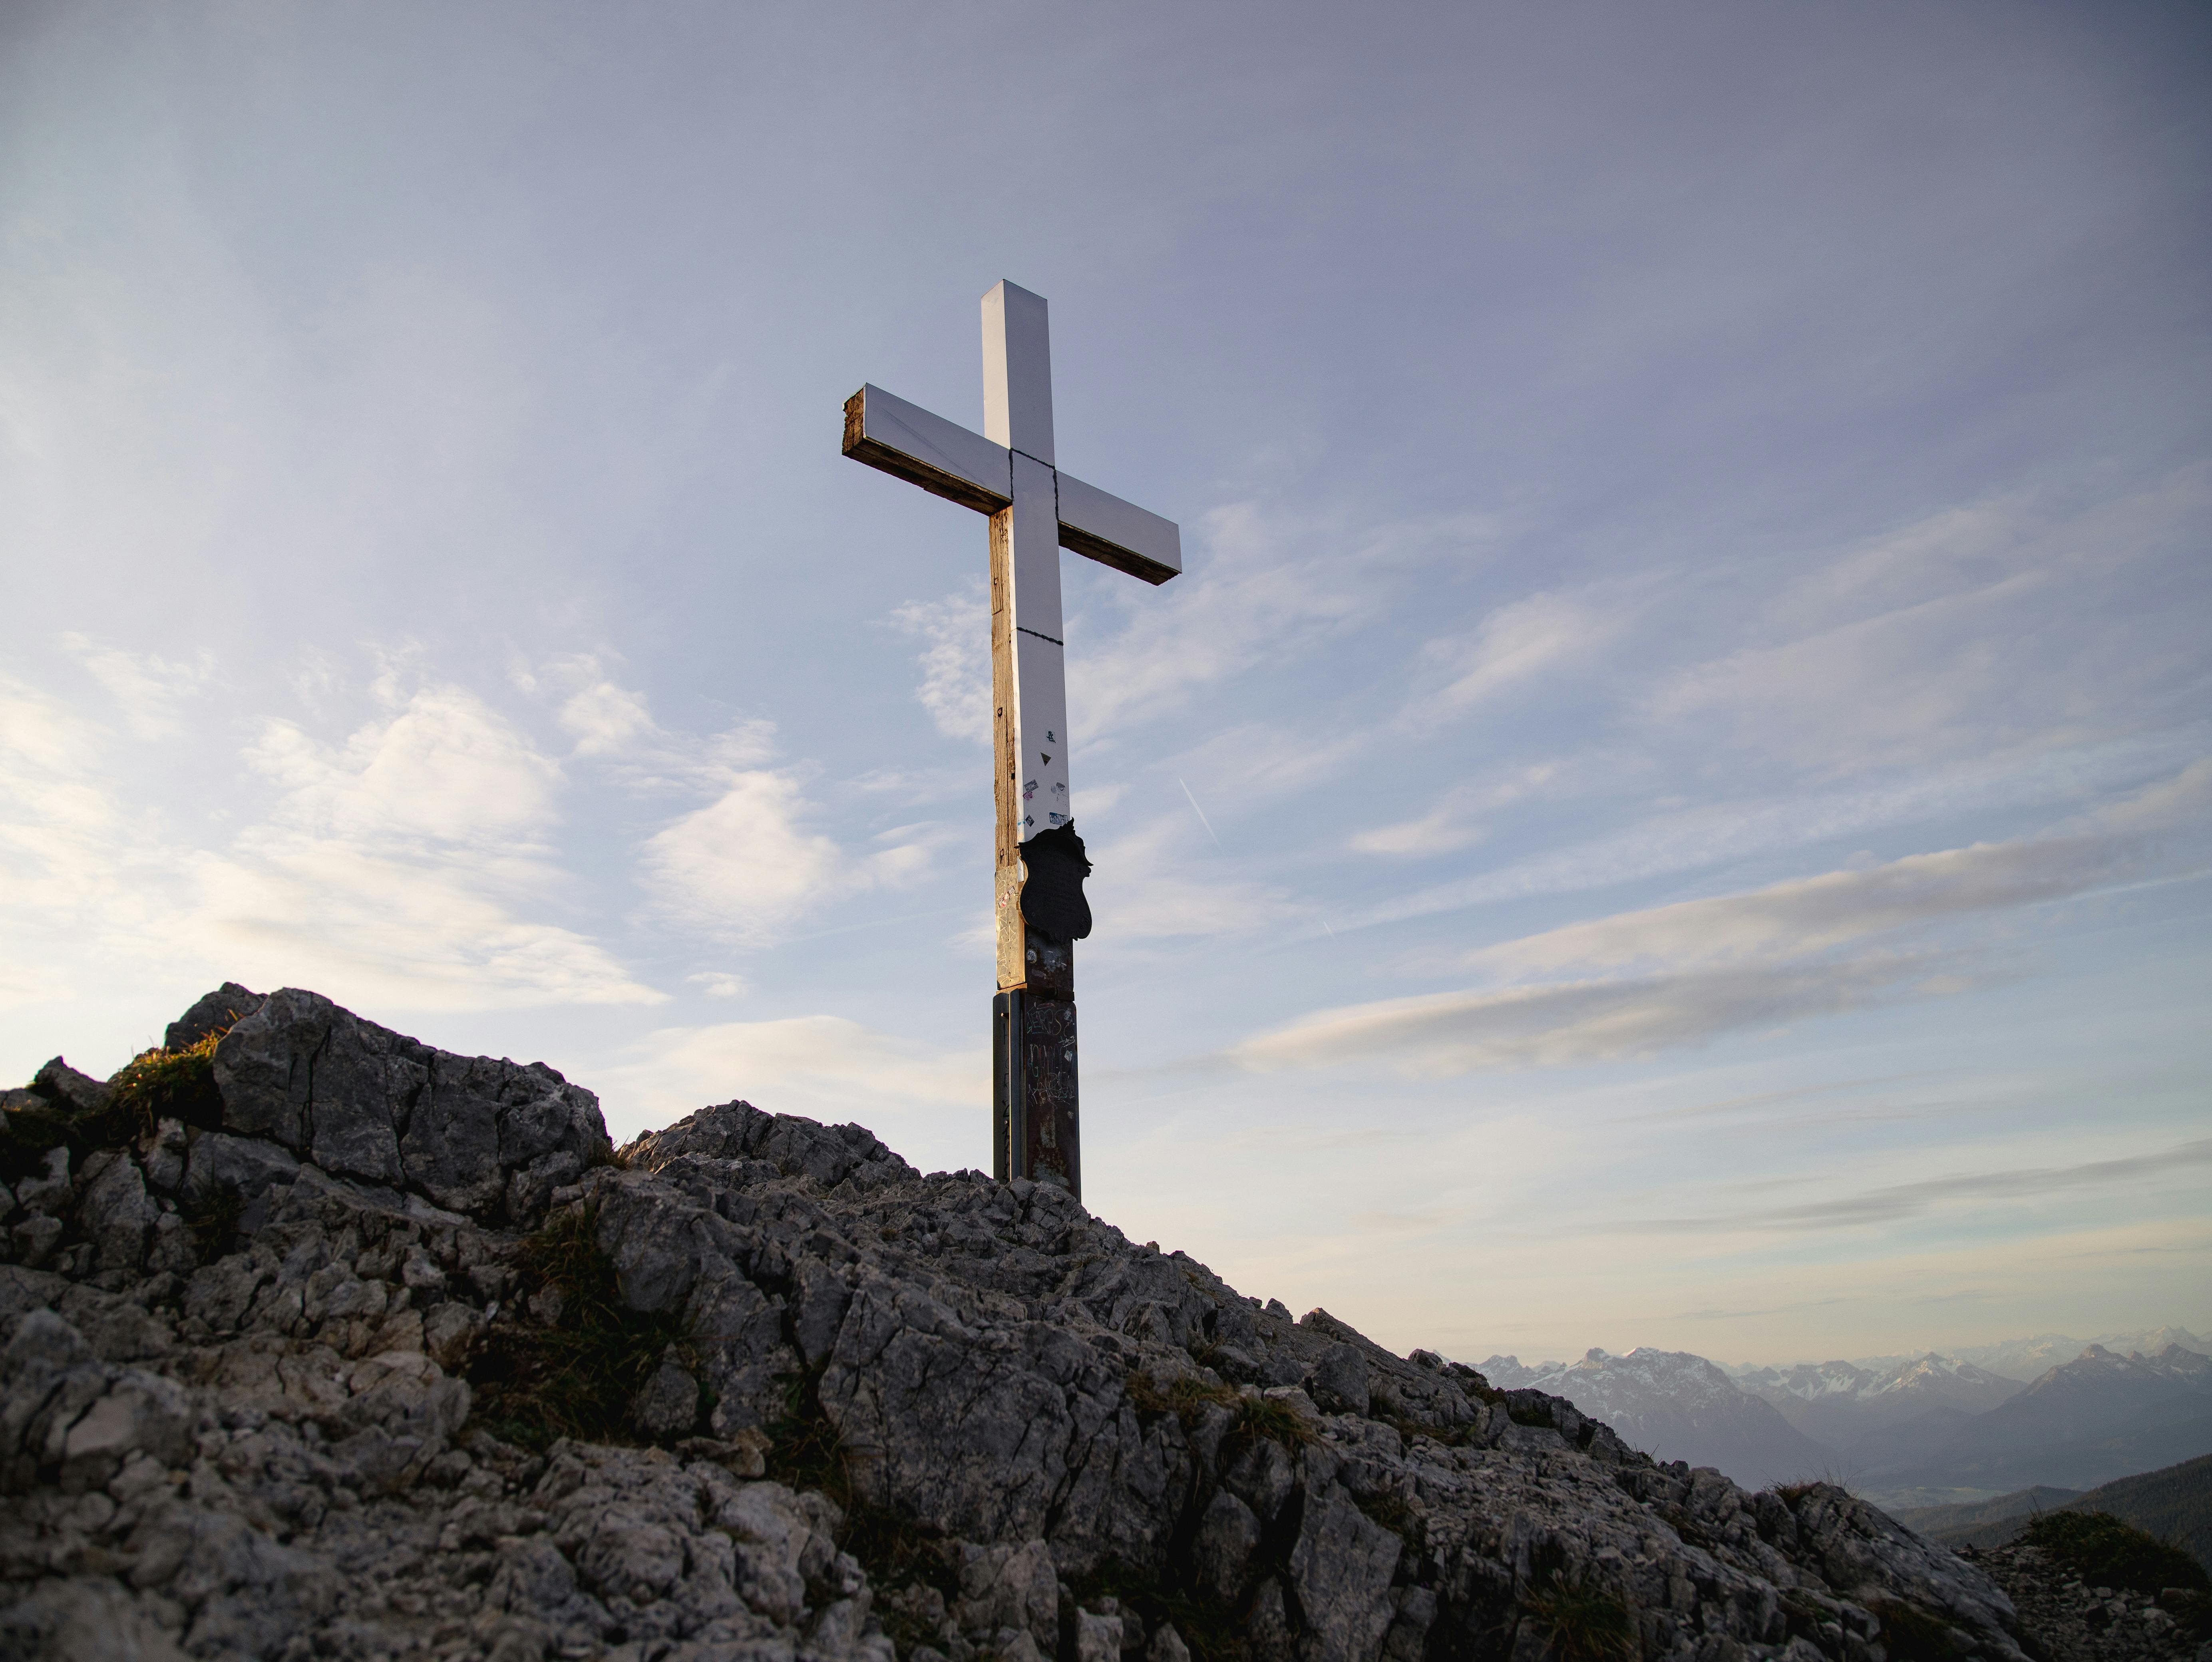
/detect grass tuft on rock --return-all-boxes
[1522,1569,1639,1661]
[1124,1372,1317,1456]
[2,1031,228,1183]
[1223,1392,1318,1456]
[2021,1509,2210,1596]
[764,1363,857,1500]
[465,1203,691,1451]
[107,1031,228,1139]
[1382,1410,1480,1449]
[181,1182,246,1263]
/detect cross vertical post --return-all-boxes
[984,285,1076,1191]
[841,280,1182,1201]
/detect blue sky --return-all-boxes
[4,0,2208,1366]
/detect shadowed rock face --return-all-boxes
[0,987,2035,1662]
[212,987,613,1227]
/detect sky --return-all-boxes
[3,0,2208,1368]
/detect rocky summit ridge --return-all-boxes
[0,985,2034,1662]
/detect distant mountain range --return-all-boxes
[1734,1353,2025,1462]
[1809,1326,2210,1386]
[1479,1348,1831,1489]
[1855,1342,2212,1497]
[1478,1328,2212,1499]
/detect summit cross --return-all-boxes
[842,280,1181,1202]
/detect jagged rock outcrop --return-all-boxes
[1958,1540,2204,1661]
[0,986,2037,1660]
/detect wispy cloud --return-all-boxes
[1619,1137,2212,1235]
[1648,471,2212,771]
[0,667,664,1012]
[217,680,660,1007]
[891,585,991,747]
[1067,502,1496,738]
[0,674,127,929]
[1087,814,1302,940]
[62,634,215,739]
[1468,833,2147,978]
[507,653,954,948]
[639,772,847,944]
[517,652,777,788]
[637,770,958,947]
[1340,731,2210,932]
[247,683,562,853]
[1409,590,1626,722]
[1232,760,2210,1078]
[1350,761,1574,858]
[1227,955,1949,1077]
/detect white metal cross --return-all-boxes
[842,280,1180,1193]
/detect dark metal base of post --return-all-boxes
[992,988,1081,1200]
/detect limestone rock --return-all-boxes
[30,1059,110,1118]
[0,985,2040,1662]
[954,1539,1060,1646]
[1307,1340,1371,1416]
[14,1146,72,1219]
[163,982,265,1053]
[1191,1488,1261,1602]
[211,985,611,1225]
[0,1577,191,1662]
[1288,1482,1400,1662]
[1075,1606,1124,1662]
[631,1348,701,1441]
[78,1155,158,1273]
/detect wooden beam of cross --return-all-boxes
[842,280,1180,1200]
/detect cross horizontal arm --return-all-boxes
[844,384,1011,514]
[844,383,1181,584]
[1054,473,1181,584]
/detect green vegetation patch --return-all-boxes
[1223,1392,1319,1457]
[465,1203,692,1451]
[1126,1370,1238,1423]
[107,1032,227,1138]
[2021,1509,2210,1596]
[1522,1569,1639,1661]
[1383,1410,1480,1449]
[1123,1372,1319,1458]
[2046,1455,2212,1581]
[2,1031,227,1184]
[181,1182,246,1264]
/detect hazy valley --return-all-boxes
[1480,1330,2212,1510]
